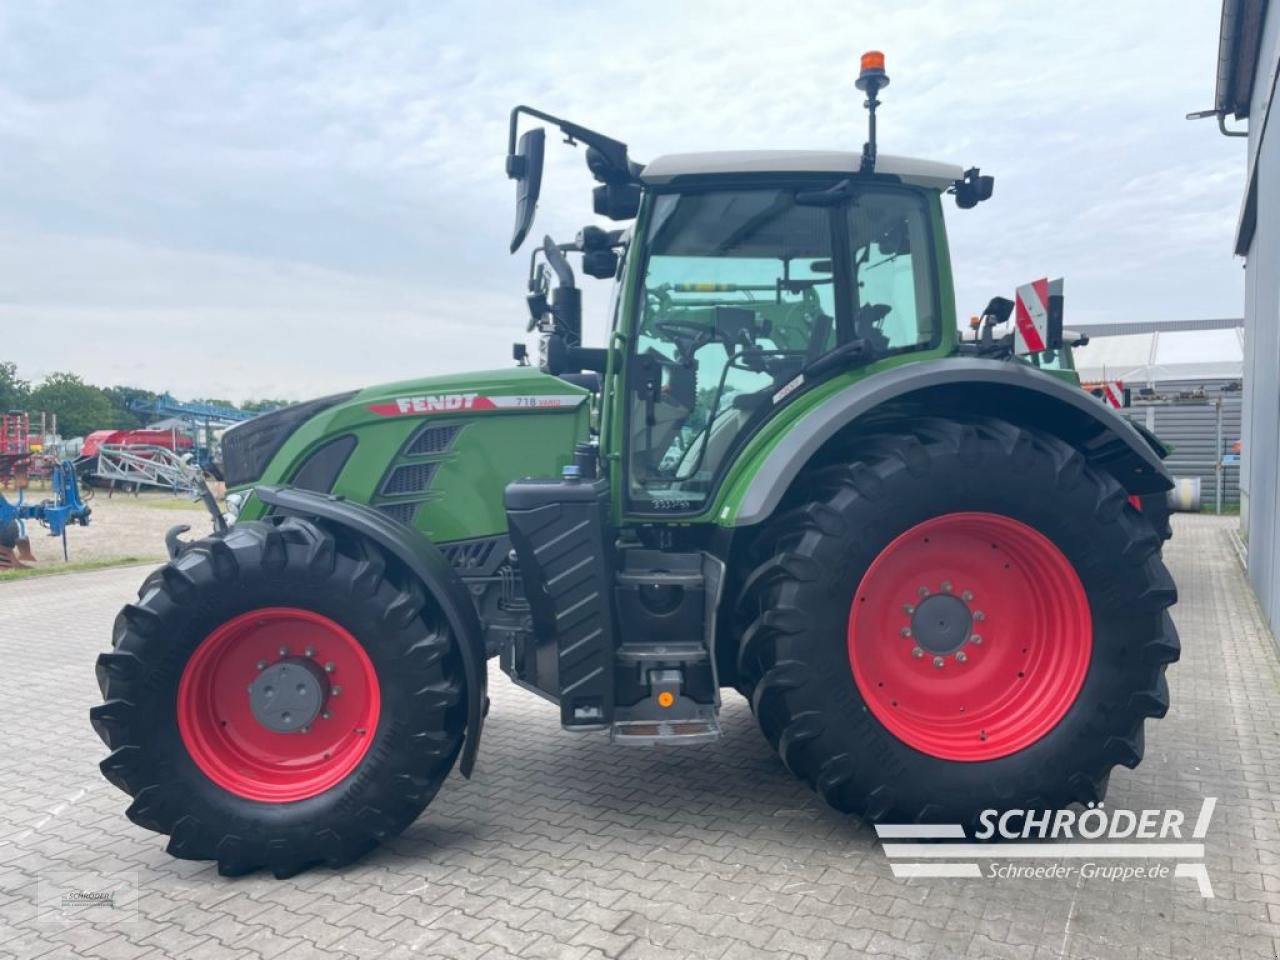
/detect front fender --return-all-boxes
[254,484,487,777]
[729,357,1172,527]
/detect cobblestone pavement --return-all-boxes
[1,515,1277,960]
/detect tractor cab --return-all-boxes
[620,157,954,514]
[506,54,992,521]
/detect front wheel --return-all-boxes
[735,417,1179,824]
[91,517,466,877]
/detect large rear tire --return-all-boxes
[91,517,465,877]
[735,417,1179,824]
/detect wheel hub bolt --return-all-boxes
[971,634,982,645]
[304,645,316,658]
[973,611,986,622]
[256,660,267,671]
[331,685,342,696]
[917,585,929,597]
[912,646,923,658]
[899,626,912,637]
[324,662,335,673]
[940,580,952,592]
[277,645,289,657]
[932,656,944,668]
[902,604,915,615]
[961,590,974,602]
[321,710,331,719]
[955,651,967,663]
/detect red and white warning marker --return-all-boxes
[1013,277,1050,354]
[1099,379,1126,409]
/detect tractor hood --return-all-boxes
[227,367,592,543]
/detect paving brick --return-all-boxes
[1,516,1276,960]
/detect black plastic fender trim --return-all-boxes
[733,357,1173,527]
[254,484,487,777]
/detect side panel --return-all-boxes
[238,368,591,540]
[719,357,1173,527]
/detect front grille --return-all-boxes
[377,501,419,525]
[406,424,462,456]
[382,461,438,496]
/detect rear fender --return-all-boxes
[254,485,487,776]
[731,357,1172,527]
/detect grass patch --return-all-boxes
[0,555,163,583]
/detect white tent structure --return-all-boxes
[1074,326,1244,388]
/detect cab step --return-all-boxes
[615,642,708,663]
[610,709,721,745]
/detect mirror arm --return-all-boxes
[507,105,635,182]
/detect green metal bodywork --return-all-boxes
[235,368,590,541]
[231,183,1017,540]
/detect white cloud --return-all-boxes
[0,0,1244,400]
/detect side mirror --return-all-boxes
[508,128,546,252]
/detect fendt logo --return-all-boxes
[393,394,480,414]
[366,393,587,417]
[366,393,492,416]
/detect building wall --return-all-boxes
[1242,4,1280,631]
[1118,381,1243,510]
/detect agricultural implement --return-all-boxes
[0,459,91,567]
[94,443,207,495]
[92,54,1178,878]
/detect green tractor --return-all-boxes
[91,55,1178,877]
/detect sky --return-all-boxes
[0,1,1246,403]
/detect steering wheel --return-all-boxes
[654,318,711,342]
[653,318,716,363]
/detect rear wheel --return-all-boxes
[735,417,1179,824]
[91,517,465,877]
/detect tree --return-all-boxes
[29,372,114,438]
[0,361,30,412]
[102,385,160,430]
[241,398,289,413]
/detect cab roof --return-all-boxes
[640,150,963,191]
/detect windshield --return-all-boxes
[626,185,938,513]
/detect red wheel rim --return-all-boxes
[177,607,380,802]
[847,512,1091,761]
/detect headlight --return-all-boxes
[220,391,356,487]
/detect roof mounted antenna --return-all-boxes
[857,51,889,174]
